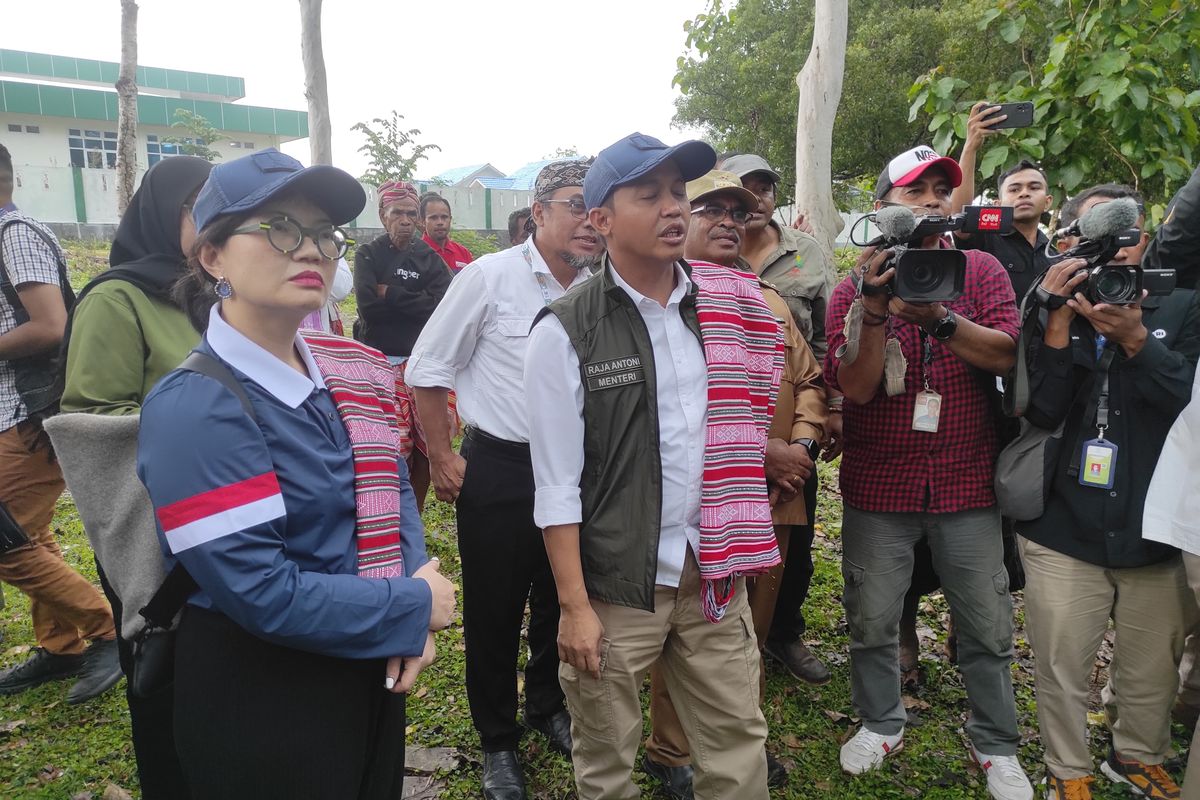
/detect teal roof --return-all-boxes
[0,79,308,138]
[0,49,246,100]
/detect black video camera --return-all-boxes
[1058,228,1176,305]
[857,206,1014,303]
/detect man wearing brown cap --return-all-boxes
[641,170,827,797]
[720,152,840,685]
[353,180,453,509]
[407,161,601,800]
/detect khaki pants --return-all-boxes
[0,419,114,655]
[1020,536,1190,779]
[561,552,768,800]
[645,525,790,767]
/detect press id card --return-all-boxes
[911,390,942,433]
[1078,438,1118,489]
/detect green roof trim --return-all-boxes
[0,49,247,100]
[0,79,307,139]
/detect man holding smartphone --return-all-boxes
[952,102,1056,303]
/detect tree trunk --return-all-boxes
[115,0,139,216]
[794,0,849,266]
[299,0,333,166]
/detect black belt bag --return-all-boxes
[0,500,31,556]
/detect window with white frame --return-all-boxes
[146,133,201,166]
[69,128,117,168]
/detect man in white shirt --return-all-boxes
[406,160,599,800]
[524,133,771,800]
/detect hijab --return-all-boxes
[104,155,213,300]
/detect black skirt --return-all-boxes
[173,606,406,800]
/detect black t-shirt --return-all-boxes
[957,228,1053,303]
[352,234,451,357]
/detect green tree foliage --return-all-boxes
[161,109,222,162]
[352,111,441,185]
[913,0,1200,223]
[672,0,1034,205]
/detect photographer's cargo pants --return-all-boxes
[841,504,1020,754]
[0,418,115,655]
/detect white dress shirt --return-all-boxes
[207,304,326,404]
[525,261,708,588]
[405,236,593,442]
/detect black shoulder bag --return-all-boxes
[128,351,257,698]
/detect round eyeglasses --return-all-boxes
[541,198,588,220]
[231,215,353,260]
[690,205,750,225]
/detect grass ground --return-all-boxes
[0,241,1192,798]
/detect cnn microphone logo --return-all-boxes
[979,208,1003,231]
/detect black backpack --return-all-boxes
[0,217,76,417]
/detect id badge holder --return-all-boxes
[912,390,942,433]
[1078,437,1118,489]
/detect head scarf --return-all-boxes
[107,156,213,300]
[378,180,420,209]
[534,159,592,202]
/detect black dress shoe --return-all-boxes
[641,753,694,800]
[766,750,789,788]
[67,638,123,705]
[523,709,572,756]
[482,750,526,800]
[0,647,84,695]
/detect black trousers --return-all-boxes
[456,429,564,752]
[768,473,820,643]
[173,607,406,800]
[96,560,192,800]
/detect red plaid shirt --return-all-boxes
[824,249,1018,513]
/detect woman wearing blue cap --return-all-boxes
[135,149,456,799]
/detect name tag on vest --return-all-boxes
[584,355,645,391]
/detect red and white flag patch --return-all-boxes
[157,471,286,553]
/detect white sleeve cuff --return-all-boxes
[534,486,582,529]
[403,355,456,390]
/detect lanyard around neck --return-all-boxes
[523,243,557,307]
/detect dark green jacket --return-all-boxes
[539,257,702,611]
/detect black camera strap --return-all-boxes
[1068,346,1116,478]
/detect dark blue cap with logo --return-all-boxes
[192,147,366,232]
[583,133,717,210]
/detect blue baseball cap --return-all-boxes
[583,133,717,210]
[192,148,366,232]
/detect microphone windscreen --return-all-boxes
[1077,197,1139,240]
[875,205,918,241]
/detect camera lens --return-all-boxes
[906,262,940,293]
[1092,266,1135,304]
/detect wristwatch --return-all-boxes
[926,308,958,341]
[792,438,821,461]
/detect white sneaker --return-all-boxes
[970,745,1034,800]
[839,726,904,774]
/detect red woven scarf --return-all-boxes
[302,332,407,578]
[690,261,784,622]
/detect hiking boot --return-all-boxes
[969,744,1033,800]
[67,638,123,705]
[764,639,831,685]
[766,750,789,788]
[1045,774,1095,800]
[641,754,694,800]
[1100,748,1180,798]
[0,647,84,695]
[839,726,904,774]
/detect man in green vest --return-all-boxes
[524,133,772,800]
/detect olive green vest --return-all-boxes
[538,258,702,611]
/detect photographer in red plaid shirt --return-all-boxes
[825,146,1032,800]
